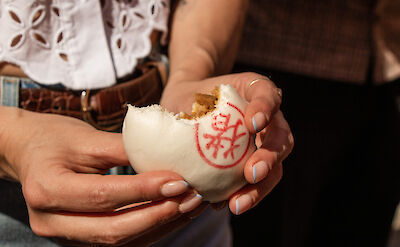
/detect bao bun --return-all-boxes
[122,84,256,202]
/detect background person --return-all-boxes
[231,0,400,246]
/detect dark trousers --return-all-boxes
[231,64,400,247]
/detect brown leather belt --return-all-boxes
[19,65,163,131]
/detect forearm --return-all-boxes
[0,106,24,180]
[167,0,249,85]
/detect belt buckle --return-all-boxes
[80,90,121,132]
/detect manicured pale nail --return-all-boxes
[235,194,253,215]
[161,180,189,197]
[179,193,203,213]
[252,161,270,184]
[252,112,267,132]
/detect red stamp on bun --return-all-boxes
[195,102,251,169]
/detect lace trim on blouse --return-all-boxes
[0,0,170,90]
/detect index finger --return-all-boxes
[23,170,190,212]
[243,75,282,134]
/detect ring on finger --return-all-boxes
[246,77,269,97]
[246,77,283,99]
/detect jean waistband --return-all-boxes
[0,75,67,107]
[0,76,39,107]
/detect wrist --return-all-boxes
[0,106,32,180]
[168,41,218,86]
[0,156,18,181]
[0,106,18,156]
[167,69,200,87]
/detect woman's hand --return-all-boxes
[0,107,206,246]
[161,72,294,215]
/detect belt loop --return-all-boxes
[81,89,93,123]
[0,76,20,107]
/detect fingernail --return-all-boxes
[179,193,203,213]
[235,194,253,215]
[252,161,270,184]
[252,112,267,132]
[161,180,189,197]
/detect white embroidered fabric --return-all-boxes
[0,0,170,89]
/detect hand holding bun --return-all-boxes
[123,84,256,202]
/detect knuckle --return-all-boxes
[137,179,151,201]
[95,223,128,246]
[242,72,261,80]
[23,180,52,210]
[88,184,114,210]
[252,90,280,112]
[263,88,281,110]
[99,235,124,246]
[270,151,279,165]
[30,219,52,238]
[275,93,283,106]
[156,200,181,224]
[277,129,294,160]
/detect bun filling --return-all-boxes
[178,87,220,120]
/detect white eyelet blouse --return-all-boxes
[0,0,170,90]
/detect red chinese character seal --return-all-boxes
[195,102,251,169]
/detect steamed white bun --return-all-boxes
[122,84,256,202]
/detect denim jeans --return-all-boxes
[0,75,232,247]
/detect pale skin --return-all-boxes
[0,0,293,246]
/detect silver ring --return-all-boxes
[245,77,269,97]
[246,77,283,99]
